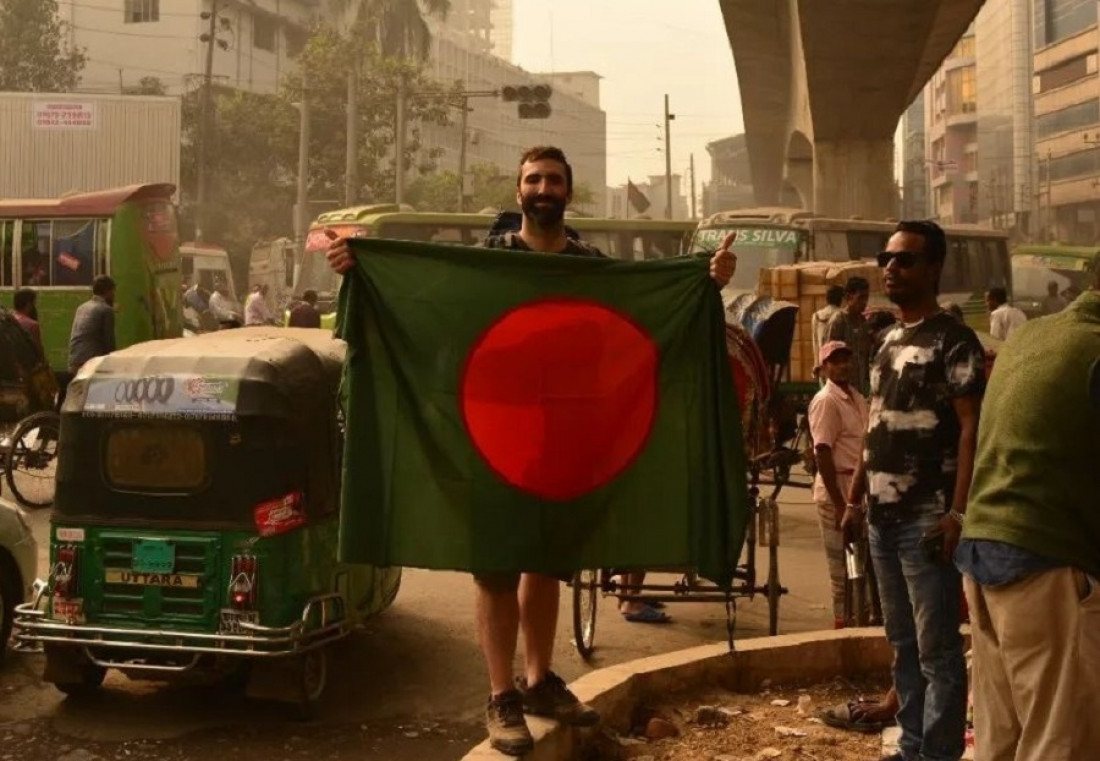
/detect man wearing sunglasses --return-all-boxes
[844,220,985,761]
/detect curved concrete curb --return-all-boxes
[461,628,895,760]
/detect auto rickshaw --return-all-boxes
[13,328,401,715]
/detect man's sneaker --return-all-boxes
[486,690,534,756]
[519,671,600,727]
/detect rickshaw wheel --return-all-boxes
[296,648,329,720]
[52,660,107,697]
[5,411,60,510]
[571,570,598,661]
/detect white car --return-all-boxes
[0,497,36,661]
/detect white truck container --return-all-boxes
[0,92,181,198]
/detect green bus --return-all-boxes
[1010,244,1097,318]
[292,205,697,328]
[0,183,183,371]
[688,208,1011,333]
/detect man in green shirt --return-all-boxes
[956,275,1100,760]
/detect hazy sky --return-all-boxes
[512,1,744,191]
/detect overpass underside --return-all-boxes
[719,0,986,220]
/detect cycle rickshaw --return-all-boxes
[0,307,60,509]
[570,297,810,659]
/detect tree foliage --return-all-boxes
[179,23,461,257]
[0,0,85,92]
[122,76,168,96]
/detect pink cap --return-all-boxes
[819,340,852,365]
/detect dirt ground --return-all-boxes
[590,678,894,761]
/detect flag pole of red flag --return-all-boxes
[627,179,651,215]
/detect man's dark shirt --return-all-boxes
[68,295,116,372]
[864,312,985,523]
[481,231,605,258]
[288,301,322,328]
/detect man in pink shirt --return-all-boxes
[808,340,869,629]
[13,288,43,357]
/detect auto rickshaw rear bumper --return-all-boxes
[13,582,349,671]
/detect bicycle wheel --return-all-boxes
[571,570,599,661]
[6,411,60,509]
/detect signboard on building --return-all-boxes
[32,101,96,130]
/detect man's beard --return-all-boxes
[27,306,38,321]
[521,194,567,228]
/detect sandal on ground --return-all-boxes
[622,606,671,624]
[819,699,893,733]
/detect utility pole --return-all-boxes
[395,79,407,205]
[689,153,697,219]
[456,96,471,212]
[345,65,358,207]
[663,94,674,219]
[1045,148,1053,242]
[196,0,219,242]
[296,72,311,249]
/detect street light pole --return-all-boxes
[195,0,219,242]
[456,96,470,212]
[663,94,675,219]
[296,73,311,248]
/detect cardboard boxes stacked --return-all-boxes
[756,261,884,383]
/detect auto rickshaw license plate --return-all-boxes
[106,569,202,588]
[133,539,175,573]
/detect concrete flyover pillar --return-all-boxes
[812,139,896,220]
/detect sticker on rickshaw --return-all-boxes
[83,374,240,419]
[105,569,201,588]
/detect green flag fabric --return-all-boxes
[335,239,749,586]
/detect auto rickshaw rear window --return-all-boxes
[105,423,206,492]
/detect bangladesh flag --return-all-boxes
[335,239,750,586]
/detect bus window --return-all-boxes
[0,221,11,287]
[846,231,889,260]
[643,232,681,259]
[19,222,51,287]
[51,219,98,287]
[97,220,109,276]
[812,230,850,261]
[581,231,615,257]
[984,240,1009,290]
[941,239,969,293]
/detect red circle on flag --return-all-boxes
[460,299,659,501]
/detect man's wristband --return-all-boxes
[845,503,865,514]
[948,508,965,525]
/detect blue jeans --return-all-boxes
[870,512,966,761]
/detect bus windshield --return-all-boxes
[688,225,804,291]
[1012,255,1092,304]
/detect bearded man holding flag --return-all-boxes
[327,145,740,756]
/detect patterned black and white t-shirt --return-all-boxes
[864,311,985,522]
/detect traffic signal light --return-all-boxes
[501,83,552,119]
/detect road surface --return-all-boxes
[0,483,835,760]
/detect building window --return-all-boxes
[124,0,159,23]
[1036,54,1089,93]
[1037,99,1100,138]
[253,15,277,52]
[1049,147,1100,182]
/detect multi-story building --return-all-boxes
[421,38,607,215]
[60,0,318,95]
[900,93,929,218]
[975,0,1034,234]
[428,0,493,56]
[1032,0,1100,243]
[489,0,514,63]
[925,28,979,224]
[922,0,1034,236]
[700,134,755,216]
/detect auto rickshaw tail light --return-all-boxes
[230,554,258,610]
[54,544,80,599]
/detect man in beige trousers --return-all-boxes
[956,273,1100,760]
